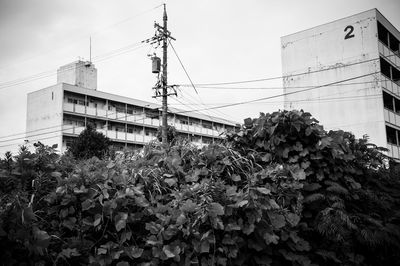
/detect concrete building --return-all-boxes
[281,9,400,160]
[26,61,237,152]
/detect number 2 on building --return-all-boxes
[344,25,355,39]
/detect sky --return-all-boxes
[0,0,399,154]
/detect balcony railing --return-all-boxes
[379,41,400,68]
[63,102,229,138]
[381,74,400,97]
[387,143,400,160]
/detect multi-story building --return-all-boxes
[26,61,238,152]
[281,9,400,160]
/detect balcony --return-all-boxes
[64,103,74,112]
[87,107,96,116]
[387,143,400,160]
[379,41,400,68]
[62,125,85,135]
[97,109,107,118]
[381,74,400,97]
[144,135,155,143]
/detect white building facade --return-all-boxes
[281,9,400,160]
[26,61,237,152]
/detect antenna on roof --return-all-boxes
[89,36,92,63]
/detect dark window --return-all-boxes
[378,22,389,46]
[389,33,400,53]
[386,126,397,145]
[383,91,394,110]
[116,106,125,113]
[395,98,400,114]
[380,57,391,79]
[393,66,400,85]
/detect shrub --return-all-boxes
[69,123,110,160]
[0,110,399,265]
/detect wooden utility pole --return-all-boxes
[143,4,176,145]
[161,4,168,146]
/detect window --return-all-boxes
[202,122,212,129]
[378,22,389,46]
[67,98,77,104]
[386,126,397,145]
[395,98,400,114]
[180,120,188,125]
[380,57,391,79]
[116,106,125,113]
[383,91,394,111]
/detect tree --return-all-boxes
[68,123,110,159]
[156,125,177,144]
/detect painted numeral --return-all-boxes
[344,25,355,40]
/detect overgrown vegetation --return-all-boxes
[0,110,399,265]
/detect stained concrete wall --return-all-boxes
[281,9,387,147]
[26,84,63,150]
[57,61,97,90]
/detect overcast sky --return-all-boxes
[0,0,399,154]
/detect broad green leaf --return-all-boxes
[93,214,102,227]
[163,245,178,258]
[115,212,128,232]
[164,178,177,187]
[291,168,306,180]
[256,187,271,195]
[237,200,248,207]
[131,247,144,258]
[51,171,62,178]
[269,199,280,209]
[264,232,279,244]
[181,200,197,212]
[60,248,80,258]
[97,247,107,255]
[34,229,50,248]
[286,213,300,227]
[208,202,224,217]
[268,212,286,229]
[200,241,210,253]
[82,199,94,211]
[231,174,241,182]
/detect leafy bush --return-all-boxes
[0,110,399,265]
[69,123,110,159]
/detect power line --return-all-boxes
[180,80,382,90]
[0,42,146,90]
[0,4,163,71]
[169,93,382,106]
[173,72,379,115]
[177,54,396,87]
[166,41,234,119]
[168,40,198,94]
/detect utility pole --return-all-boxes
[143,4,176,146]
[161,4,168,146]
